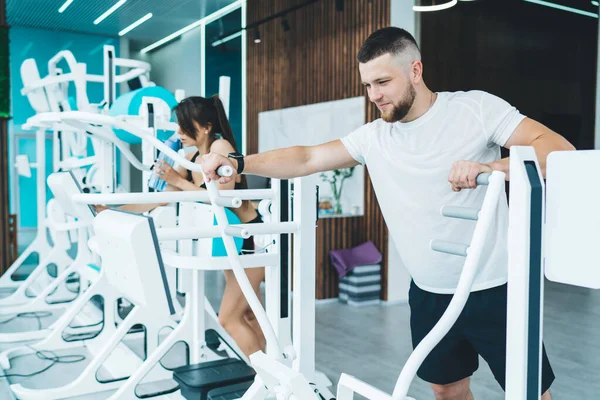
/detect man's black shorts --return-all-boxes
[409,281,555,393]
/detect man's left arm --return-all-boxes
[449,117,575,191]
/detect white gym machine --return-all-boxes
[0,103,330,400]
[1,46,153,306]
[0,171,95,342]
[1,170,186,399]
[71,176,331,400]
[505,147,600,399]
[75,144,331,400]
[333,171,507,400]
[0,101,186,392]
[334,146,598,400]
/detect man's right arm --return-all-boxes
[202,139,359,183]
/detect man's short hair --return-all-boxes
[357,27,421,65]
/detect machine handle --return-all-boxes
[476,173,491,186]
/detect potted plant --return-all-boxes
[319,167,355,214]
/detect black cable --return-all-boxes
[67,319,103,330]
[0,311,52,331]
[0,309,103,339]
[0,345,86,379]
[62,330,103,341]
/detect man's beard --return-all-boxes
[381,84,416,123]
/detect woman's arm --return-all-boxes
[92,184,178,215]
[157,140,237,192]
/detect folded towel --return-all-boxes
[330,241,382,277]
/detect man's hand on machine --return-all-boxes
[448,160,493,192]
[202,152,237,184]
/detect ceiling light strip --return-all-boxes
[58,0,74,13]
[141,0,243,54]
[413,0,457,12]
[94,0,127,25]
[211,31,242,47]
[523,0,598,18]
[119,13,153,36]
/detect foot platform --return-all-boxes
[173,358,256,400]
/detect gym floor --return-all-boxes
[0,273,598,399]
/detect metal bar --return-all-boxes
[441,206,480,221]
[430,239,469,257]
[157,222,299,241]
[73,189,273,205]
[476,173,491,185]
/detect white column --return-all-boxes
[118,37,132,192]
[596,13,600,148]
[292,178,317,381]
[265,179,290,356]
[36,129,46,230]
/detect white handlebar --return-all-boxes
[391,170,506,400]
[202,174,284,360]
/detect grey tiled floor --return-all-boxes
[0,271,598,399]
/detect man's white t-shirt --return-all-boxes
[341,90,525,294]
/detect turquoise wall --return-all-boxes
[205,8,243,150]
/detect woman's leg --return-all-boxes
[219,267,266,357]
[243,267,266,349]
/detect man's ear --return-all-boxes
[411,60,423,84]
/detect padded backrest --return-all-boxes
[94,210,175,315]
[47,171,97,221]
[545,150,600,289]
[20,59,50,114]
[109,86,178,144]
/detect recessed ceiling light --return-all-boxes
[119,13,153,36]
[94,0,127,25]
[58,0,74,13]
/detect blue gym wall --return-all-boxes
[205,7,243,150]
[205,38,243,150]
[9,26,118,243]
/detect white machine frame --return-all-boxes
[3,100,332,399]
[3,46,153,304]
[505,147,600,399]
[336,146,599,400]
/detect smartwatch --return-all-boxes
[228,152,245,174]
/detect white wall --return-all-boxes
[124,29,203,191]
[258,97,366,218]
[144,30,202,97]
[385,1,420,304]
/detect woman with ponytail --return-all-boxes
[95,95,266,355]
[152,95,266,356]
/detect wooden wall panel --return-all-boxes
[247,0,390,300]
